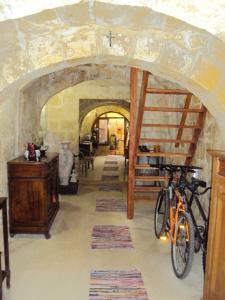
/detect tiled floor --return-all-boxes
[2,155,204,300]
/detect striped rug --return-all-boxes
[91,225,133,249]
[89,269,149,300]
[105,156,118,159]
[102,175,119,181]
[99,184,122,192]
[103,166,119,171]
[96,199,127,212]
[104,161,118,164]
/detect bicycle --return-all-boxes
[185,177,211,273]
[154,164,201,279]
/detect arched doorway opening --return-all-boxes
[91,111,129,155]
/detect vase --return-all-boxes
[27,143,36,161]
[58,141,73,186]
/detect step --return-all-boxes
[142,123,201,129]
[137,152,191,157]
[135,176,167,181]
[135,164,159,169]
[139,138,194,144]
[144,107,204,113]
[145,88,191,95]
[134,186,161,192]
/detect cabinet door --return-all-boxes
[45,169,58,220]
[9,180,46,226]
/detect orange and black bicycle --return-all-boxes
[154,164,201,279]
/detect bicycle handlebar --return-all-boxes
[197,187,212,195]
[187,185,212,196]
[186,181,212,196]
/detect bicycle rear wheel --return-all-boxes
[171,211,195,279]
[154,189,169,239]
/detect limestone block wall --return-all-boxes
[41,87,78,152]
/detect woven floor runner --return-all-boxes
[103,166,119,171]
[89,269,149,299]
[102,175,119,181]
[91,225,133,249]
[99,184,122,192]
[96,199,126,212]
[105,156,118,159]
[104,161,118,164]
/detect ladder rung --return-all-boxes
[145,88,192,95]
[134,186,161,192]
[137,152,191,157]
[142,123,201,129]
[135,164,159,169]
[144,107,204,113]
[135,176,167,181]
[139,138,195,144]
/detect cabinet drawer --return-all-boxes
[8,163,47,178]
[7,154,58,178]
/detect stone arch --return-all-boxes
[0,1,225,192]
[79,99,130,124]
[0,2,224,127]
[38,76,130,153]
[80,104,130,139]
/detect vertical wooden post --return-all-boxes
[134,71,149,157]
[127,68,138,219]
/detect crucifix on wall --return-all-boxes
[106,30,115,47]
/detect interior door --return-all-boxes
[99,119,108,144]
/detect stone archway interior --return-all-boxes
[0,1,225,194]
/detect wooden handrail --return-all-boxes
[127,67,138,219]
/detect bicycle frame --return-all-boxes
[154,163,199,278]
[167,185,188,245]
[186,186,210,247]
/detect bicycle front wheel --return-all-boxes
[154,189,169,239]
[171,211,195,279]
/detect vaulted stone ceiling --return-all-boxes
[0,0,225,41]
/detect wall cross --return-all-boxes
[106,31,115,47]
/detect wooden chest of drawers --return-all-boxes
[7,153,59,239]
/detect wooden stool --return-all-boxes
[0,197,10,300]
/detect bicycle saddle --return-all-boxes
[191,177,206,188]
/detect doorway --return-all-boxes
[92,112,129,155]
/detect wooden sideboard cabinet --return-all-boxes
[203,150,225,300]
[7,153,59,239]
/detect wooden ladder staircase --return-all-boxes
[127,68,207,218]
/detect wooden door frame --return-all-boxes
[92,111,129,146]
